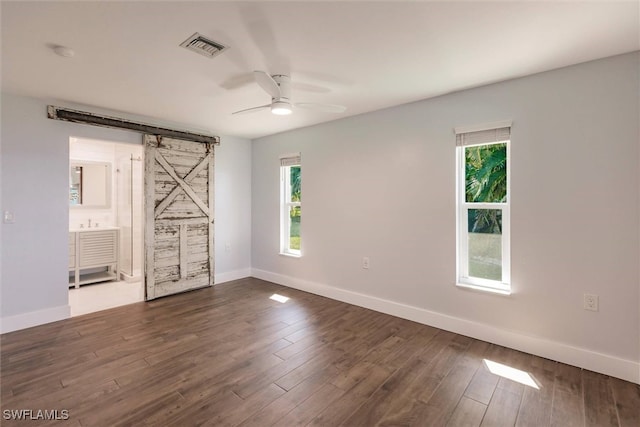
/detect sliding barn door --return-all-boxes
[144,135,214,300]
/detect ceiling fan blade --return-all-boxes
[295,103,346,113]
[219,73,255,91]
[291,82,331,94]
[232,104,271,115]
[254,71,280,99]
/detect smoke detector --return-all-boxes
[180,32,228,59]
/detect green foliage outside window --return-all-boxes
[465,143,507,234]
[289,166,301,250]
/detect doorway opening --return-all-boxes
[68,137,144,316]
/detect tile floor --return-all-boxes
[68,280,144,317]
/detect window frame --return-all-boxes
[280,157,301,257]
[456,140,511,294]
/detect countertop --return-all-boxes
[69,226,120,233]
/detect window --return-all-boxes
[280,154,301,256]
[456,125,510,294]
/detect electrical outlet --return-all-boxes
[362,257,370,269]
[584,294,599,312]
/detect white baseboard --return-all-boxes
[215,268,252,284]
[1,304,70,334]
[251,268,640,385]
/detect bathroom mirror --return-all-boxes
[69,161,111,208]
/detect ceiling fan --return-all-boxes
[232,71,346,116]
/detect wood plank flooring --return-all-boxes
[1,278,639,426]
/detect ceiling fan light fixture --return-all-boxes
[271,101,292,115]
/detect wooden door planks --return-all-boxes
[1,277,638,427]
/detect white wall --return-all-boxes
[0,93,252,332]
[252,53,640,382]
[214,134,253,282]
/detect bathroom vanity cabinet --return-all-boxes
[69,228,119,288]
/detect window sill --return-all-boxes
[456,282,511,296]
[279,252,301,258]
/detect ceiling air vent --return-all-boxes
[180,32,228,59]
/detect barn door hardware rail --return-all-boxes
[47,106,220,145]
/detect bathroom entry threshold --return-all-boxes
[69,280,144,317]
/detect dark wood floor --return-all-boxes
[1,278,639,426]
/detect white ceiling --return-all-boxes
[2,1,638,140]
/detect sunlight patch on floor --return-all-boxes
[270,293,290,303]
[483,359,541,389]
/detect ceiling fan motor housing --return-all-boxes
[270,75,293,114]
[271,75,292,103]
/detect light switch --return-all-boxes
[3,211,15,224]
